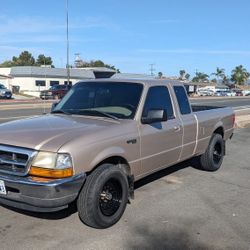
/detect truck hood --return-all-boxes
[0,114,120,152]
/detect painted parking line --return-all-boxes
[0,115,33,120]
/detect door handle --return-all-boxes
[174,126,181,132]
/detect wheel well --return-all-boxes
[87,156,134,200]
[89,156,131,176]
[213,127,224,138]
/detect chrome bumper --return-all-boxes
[0,173,86,212]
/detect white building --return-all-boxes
[0,66,153,96]
[0,66,117,91]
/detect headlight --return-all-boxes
[29,152,73,178]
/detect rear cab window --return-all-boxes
[142,86,175,120]
[173,86,191,115]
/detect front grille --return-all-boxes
[0,145,36,176]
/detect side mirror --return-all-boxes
[141,109,167,124]
[51,102,59,112]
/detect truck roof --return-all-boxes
[77,78,184,87]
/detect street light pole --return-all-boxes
[66,0,70,85]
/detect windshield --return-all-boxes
[53,82,143,119]
[0,84,6,89]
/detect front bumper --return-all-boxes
[0,93,12,99]
[0,173,86,212]
[40,93,53,99]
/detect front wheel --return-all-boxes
[77,163,129,228]
[199,133,225,171]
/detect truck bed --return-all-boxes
[191,105,224,112]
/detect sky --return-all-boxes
[0,0,250,77]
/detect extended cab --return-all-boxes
[0,79,234,228]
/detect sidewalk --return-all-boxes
[235,114,250,128]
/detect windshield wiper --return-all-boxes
[77,109,119,120]
[51,109,71,115]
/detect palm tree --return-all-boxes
[158,72,163,79]
[192,71,209,83]
[231,65,250,85]
[179,70,190,81]
[179,70,186,80]
[211,67,225,84]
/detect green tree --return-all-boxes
[222,75,230,85]
[211,67,225,83]
[185,73,190,80]
[179,70,186,80]
[36,54,53,67]
[0,51,55,68]
[192,71,209,83]
[77,59,120,73]
[158,72,163,78]
[0,60,13,67]
[179,70,190,81]
[231,65,250,85]
[12,51,35,66]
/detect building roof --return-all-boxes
[9,66,117,79]
[0,74,12,79]
[112,73,154,79]
[10,66,95,79]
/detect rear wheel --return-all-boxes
[199,133,225,171]
[77,163,129,228]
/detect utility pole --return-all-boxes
[66,0,70,85]
[149,64,155,76]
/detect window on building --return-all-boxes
[173,86,191,115]
[64,81,72,85]
[142,86,174,120]
[35,80,46,86]
[50,81,60,86]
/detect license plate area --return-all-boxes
[0,180,7,195]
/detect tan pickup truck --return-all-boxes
[0,79,234,228]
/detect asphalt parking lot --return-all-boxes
[0,124,249,249]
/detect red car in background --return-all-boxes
[40,85,71,100]
[234,90,243,96]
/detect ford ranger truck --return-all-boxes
[0,79,234,228]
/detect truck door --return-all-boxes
[173,85,197,160]
[139,86,183,176]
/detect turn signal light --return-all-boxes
[29,166,73,179]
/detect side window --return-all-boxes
[142,86,174,120]
[174,86,191,115]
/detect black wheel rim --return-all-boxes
[99,178,122,217]
[213,142,222,164]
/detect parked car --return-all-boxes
[0,79,234,228]
[234,90,243,96]
[0,84,12,99]
[40,85,71,100]
[214,90,228,97]
[224,90,236,97]
[197,89,214,96]
[242,90,250,96]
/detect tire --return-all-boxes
[199,133,225,171]
[77,163,129,229]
